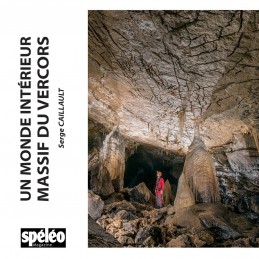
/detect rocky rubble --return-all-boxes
[91,190,259,247]
[88,215,122,247]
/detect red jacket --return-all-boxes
[155,177,165,192]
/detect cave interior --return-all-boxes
[88,10,259,247]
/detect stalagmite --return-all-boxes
[174,125,220,211]
[163,180,173,206]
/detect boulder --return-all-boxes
[129,182,155,204]
[104,192,125,204]
[103,200,137,216]
[199,213,240,240]
[142,207,167,224]
[96,215,109,229]
[166,235,191,247]
[189,229,214,247]
[88,190,104,220]
[123,219,140,235]
[135,226,163,246]
[165,206,203,230]
[106,223,120,235]
[113,210,137,221]
[143,236,156,247]
[111,220,123,229]
[166,224,178,239]
[131,201,154,212]
[88,215,122,247]
[165,203,247,242]
[114,229,134,239]
[117,236,134,246]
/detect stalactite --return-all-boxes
[166,128,170,145]
[178,108,186,140]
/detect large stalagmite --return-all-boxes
[174,130,220,211]
[90,127,125,197]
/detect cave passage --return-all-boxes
[124,145,184,200]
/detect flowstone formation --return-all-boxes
[90,126,125,197]
[174,130,220,211]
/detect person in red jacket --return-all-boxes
[155,171,165,208]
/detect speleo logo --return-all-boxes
[21,228,66,248]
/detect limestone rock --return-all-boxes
[174,173,195,211]
[90,165,115,197]
[135,226,163,246]
[96,216,109,229]
[117,236,134,246]
[165,206,203,230]
[90,127,125,197]
[103,200,137,216]
[114,229,134,239]
[129,182,155,204]
[167,205,175,215]
[189,229,214,247]
[165,203,251,242]
[166,235,190,247]
[88,215,122,247]
[163,180,173,206]
[199,213,240,240]
[142,207,167,224]
[122,219,140,235]
[113,210,137,221]
[104,192,125,204]
[89,10,259,155]
[88,190,104,220]
[143,236,156,247]
[174,134,220,210]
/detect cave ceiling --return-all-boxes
[88,11,259,154]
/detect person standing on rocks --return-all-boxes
[155,171,165,208]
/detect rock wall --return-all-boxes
[90,126,125,197]
[214,133,259,221]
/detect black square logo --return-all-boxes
[21,228,66,248]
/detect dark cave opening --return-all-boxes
[124,145,185,200]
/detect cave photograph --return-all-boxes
[88,10,259,248]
